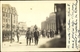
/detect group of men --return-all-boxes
[25,27,39,46]
[41,29,54,38]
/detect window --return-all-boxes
[5,13,7,17]
[4,8,6,11]
[14,15,15,18]
[7,13,9,17]
[10,14,11,18]
[12,25,15,28]
[2,18,5,22]
[2,8,5,12]
[14,20,15,23]
[8,14,10,17]
[6,19,7,22]
[6,9,7,12]
[7,10,9,13]
[6,24,10,28]
[6,13,8,17]
[2,7,4,11]
[7,13,10,18]
[2,13,5,16]
[9,19,10,22]
[2,24,5,28]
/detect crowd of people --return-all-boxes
[25,27,55,46]
[41,29,54,38]
[16,26,55,46]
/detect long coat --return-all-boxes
[34,31,39,38]
[26,30,32,39]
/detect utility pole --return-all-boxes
[10,14,12,43]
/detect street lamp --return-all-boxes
[10,14,12,43]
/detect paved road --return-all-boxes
[2,35,53,51]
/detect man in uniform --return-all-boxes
[34,28,39,45]
[26,28,32,45]
[16,28,19,43]
[50,29,54,38]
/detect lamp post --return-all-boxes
[10,14,12,43]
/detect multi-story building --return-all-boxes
[18,22,27,35]
[2,4,11,33]
[12,7,18,36]
[41,21,46,30]
[2,4,18,41]
[46,12,56,31]
[41,12,56,32]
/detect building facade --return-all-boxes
[2,4,11,33]
[41,21,46,30]
[12,7,18,36]
[46,12,56,31]
[2,4,18,41]
[41,12,56,32]
[18,22,27,35]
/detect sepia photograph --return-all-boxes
[1,1,66,51]
[1,51,80,52]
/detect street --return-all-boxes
[2,35,55,51]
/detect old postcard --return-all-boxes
[0,0,80,52]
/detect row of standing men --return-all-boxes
[16,28,54,46]
[25,28,39,46]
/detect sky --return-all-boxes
[1,1,55,28]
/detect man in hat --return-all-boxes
[26,28,32,45]
[16,28,19,43]
[50,29,54,38]
[34,28,39,45]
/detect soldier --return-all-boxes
[16,28,19,43]
[34,28,39,45]
[50,29,54,38]
[26,28,32,45]
[16,32,19,42]
[41,30,46,38]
